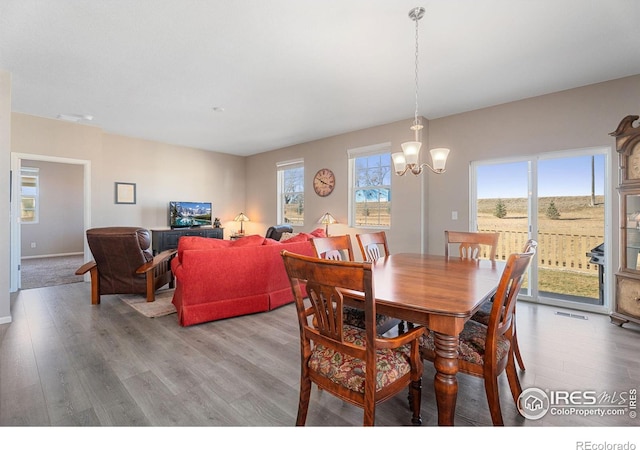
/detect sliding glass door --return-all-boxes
[475,161,533,297]
[471,149,610,312]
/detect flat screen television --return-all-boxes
[169,201,212,228]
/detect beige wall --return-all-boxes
[97,133,245,230]
[246,75,640,266]
[3,72,639,322]
[0,70,11,324]
[11,114,246,234]
[426,75,640,265]
[245,118,427,256]
[20,160,84,257]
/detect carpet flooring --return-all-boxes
[20,254,85,290]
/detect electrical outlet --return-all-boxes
[451,211,458,220]
[30,242,36,248]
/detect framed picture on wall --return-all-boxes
[115,182,136,204]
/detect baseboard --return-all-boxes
[0,314,12,325]
[21,252,83,260]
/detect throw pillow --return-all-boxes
[280,232,298,241]
[310,228,327,238]
[282,232,313,243]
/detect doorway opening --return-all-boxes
[10,153,91,292]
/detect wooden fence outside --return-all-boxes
[478,229,604,274]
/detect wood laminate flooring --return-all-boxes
[1,281,639,432]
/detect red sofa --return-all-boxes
[171,231,321,326]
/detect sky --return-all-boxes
[476,155,606,199]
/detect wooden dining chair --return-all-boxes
[311,235,355,261]
[312,235,400,335]
[471,239,536,371]
[356,231,413,332]
[281,250,425,426]
[445,230,499,260]
[356,231,389,262]
[419,244,536,425]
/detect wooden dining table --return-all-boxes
[363,253,505,426]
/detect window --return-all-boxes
[348,144,392,228]
[277,159,304,226]
[20,167,39,224]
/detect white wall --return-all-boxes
[0,70,11,324]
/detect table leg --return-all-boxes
[433,331,459,426]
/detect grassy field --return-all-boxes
[477,196,604,299]
[477,195,604,234]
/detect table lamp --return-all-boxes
[234,212,250,235]
[318,212,337,236]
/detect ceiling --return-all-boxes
[2,0,640,157]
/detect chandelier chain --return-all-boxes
[413,15,420,128]
[393,7,449,177]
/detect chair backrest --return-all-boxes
[86,227,153,294]
[281,250,376,372]
[445,230,499,260]
[486,242,537,351]
[356,231,390,262]
[265,224,293,241]
[311,235,355,261]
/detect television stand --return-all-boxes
[151,227,224,255]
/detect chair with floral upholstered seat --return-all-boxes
[356,231,413,333]
[470,239,536,371]
[419,244,536,425]
[312,235,400,335]
[281,250,425,426]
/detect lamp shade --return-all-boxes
[318,212,336,225]
[234,212,250,235]
[400,141,422,166]
[318,212,337,236]
[429,148,450,172]
[234,212,249,222]
[392,152,407,173]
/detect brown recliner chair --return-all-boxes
[76,227,176,305]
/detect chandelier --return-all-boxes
[392,7,450,176]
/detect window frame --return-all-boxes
[348,143,392,229]
[277,158,305,227]
[20,167,39,224]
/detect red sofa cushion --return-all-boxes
[177,236,231,261]
[230,234,266,247]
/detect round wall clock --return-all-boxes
[313,168,335,197]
